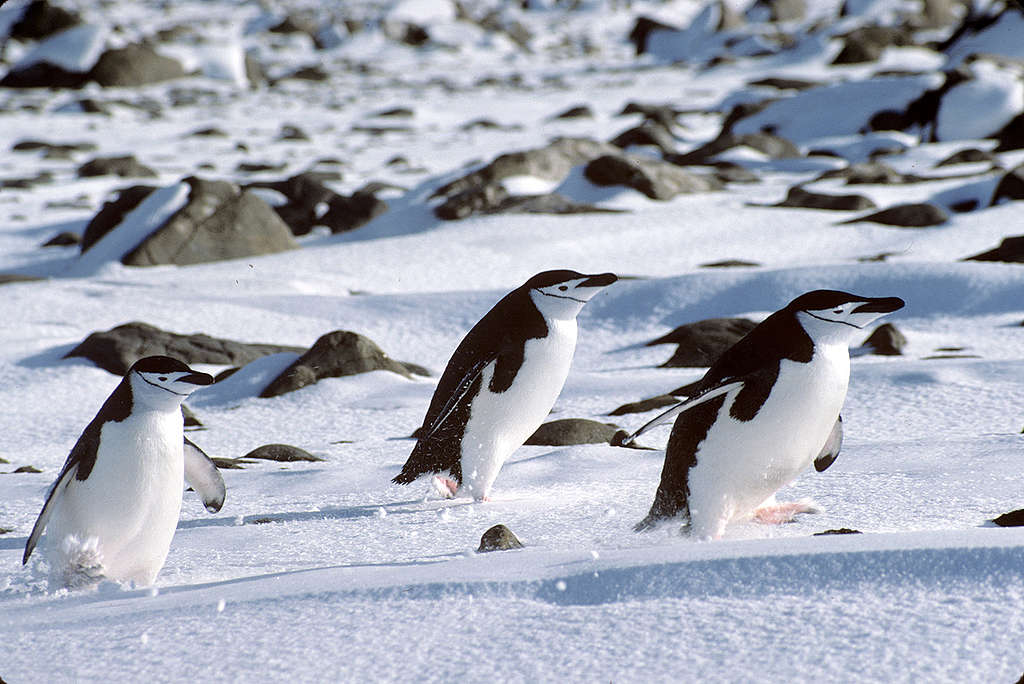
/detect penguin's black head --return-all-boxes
[525,269,617,302]
[788,290,905,338]
[129,356,214,399]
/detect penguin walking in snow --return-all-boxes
[628,290,904,539]
[23,356,223,588]
[393,270,617,501]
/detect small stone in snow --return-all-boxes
[477,524,524,552]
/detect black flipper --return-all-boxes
[814,416,843,473]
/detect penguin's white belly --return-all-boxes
[46,411,184,585]
[687,346,849,538]
[459,320,577,498]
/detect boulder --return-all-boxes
[583,154,723,200]
[608,395,680,416]
[935,148,997,167]
[610,123,677,154]
[89,44,186,87]
[841,203,949,227]
[120,177,299,267]
[964,235,1024,263]
[524,419,627,446]
[860,323,907,355]
[64,321,306,375]
[77,155,157,179]
[994,113,1024,152]
[242,444,324,462]
[552,105,594,119]
[477,524,523,552]
[260,330,427,398]
[991,164,1024,205]
[991,509,1024,527]
[246,173,388,235]
[667,132,799,166]
[80,185,157,250]
[815,162,922,185]
[647,318,757,367]
[617,102,682,129]
[747,0,805,22]
[774,186,876,211]
[9,0,81,40]
[627,16,678,55]
[832,26,911,65]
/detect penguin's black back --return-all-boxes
[65,377,133,483]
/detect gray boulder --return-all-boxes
[477,524,524,552]
[774,186,876,211]
[608,395,680,416]
[10,0,81,40]
[260,331,428,398]
[965,235,1024,263]
[64,321,306,375]
[525,418,627,446]
[860,323,907,355]
[991,164,1024,205]
[247,173,388,235]
[89,44,186,87]
[648,318,757,367]
[842,203,949,227]
[77,155,157,179]
[80,185,157,251]
[242,444,324,462]
[583,154,723,200]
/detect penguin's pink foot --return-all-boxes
[431,476,458,498]
[753,499,821,524]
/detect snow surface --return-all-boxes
[2,0,1024,681]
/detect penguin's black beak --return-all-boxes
[853,296,905,314]
[180,371,214,386]
[579,272,617,288]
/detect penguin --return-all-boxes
[23,355,222,588]
[393,269,618,501]
[629,290,904,539]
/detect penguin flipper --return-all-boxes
[23,463,77,565]
[814,416,843,473]
[184,437,226,513]
[622,379,744,446]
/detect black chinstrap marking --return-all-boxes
[538,290,587,304]
[803,310,864,330]
[136,372,193,396]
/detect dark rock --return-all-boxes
[747,77,822,91]
[0,61,90,89]
[482,194,625,216]
[0,274,45,286]
[42,231,80,247]
[994,113,1024,152]
[700,259,760,268]
[832,26,911,65]
[618,102,682,129]
[935,148,997,167]
[860,323,906,355]
[815,162,920,185]
[1,171,55,189]
[81,185,157,251]
[269,13,318,35]
[608,395,680,416]
[477,524,523,552]
[236,161,288,174]
[247,173,387,235]
[188,127,229,138]
[64,321,306,375]
[667,131,798,166]
[120,177,299,266]
[279,65,330,82]
[627,16,678,55]
[0,527,12,534]
[553,105,593,119]
[950,199,979,213]
[89,44,186,87]
[711,163,761,184]
[774,186,876,211]
[242,444,324,462]
[77,155,157,179]
[12,465,43,474]
[991,509,1024,527]
[278,124,310,141]
[372,107,414,118]
[525,418,624,446]
[260,330,427,398]
[610,123,677,153]
[965,235,1024,263]
[182,405,202,428]
[10,0,81,40]
[747,0,805,22]
[991,165,1024,206]
[648,318,757,367]
[842,203,948,227]
[813,528,862,535]
[583,154,723,200]
[12,139,97,155]
[211,457,252,470]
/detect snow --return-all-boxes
[2,0,1024,681]
[10,23,108,73]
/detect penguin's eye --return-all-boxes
[158,376,167,382]
[558,286,568,291]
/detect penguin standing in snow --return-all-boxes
[393,270,618,501]
[23,356,223,588]
[628,290,904,539]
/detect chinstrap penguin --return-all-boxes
[23,356,222,589]
[629,290,904,539]
[393,269,617,501]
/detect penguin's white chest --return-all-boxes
[459,318,577,498]
[687,344,849,536]
[47,410,185,585]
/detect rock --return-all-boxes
[1,171,54,189]
[583,154,723,200]
[0,274,44,286]
[627,16,678,55]
[747,77,822,91]
[12,465,43,474]
[372,107,414,118]
[12,139,97,156]
[991,165,1024,205]
[667,132,799,165]
[832,26,911,65]
[279,65,330,82]
[10,0,81,40]
[991,509,1024,527]
[964,235,1024,263]
[242,444,324,462]
[212,457,252,470]
[648,318,757,367]
[182,405,202,428]
[0,527,12,534]
[80,185,157,250]
[617,102,682,129]
[608,395,680,416]
[746,0,805,22]
[994,113,1024,152]
[42,231,80,247]
[935,148,997,167]
[477,524,524,552]
[64,321,305,375]
[120,177,299,267]
[260,330,427,398]
[246,173,387,235]
[278,124,310,141]
[711,163,761,184]
[77,155,157,179]
[610,123,677,154]
[524,419,625,446]
[860,323,906,355]
[89,44,186,87]
[773,186,876,211]
[269,13,318,36]
[0,61,91,89]
[815,162,921,185]
[813,528,862,535]
[700,259,760,268]
[842,203,949,227]
[552,105,593,119]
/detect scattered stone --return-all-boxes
[246,172,388,235]
[747,0,805,22]
[42,231,81,247]
[994,113,1024,152]
[627,16,678,56]
[0,274,45,286]
[860,323,907,355]
[964,235,1024,263]
[182,405,202,428]
[64,321,305,375]
[841,203,949,227]
[269,13,318,36]
[700,259,760,268]
[0,61,91,89]
[12,139,97,156]
[477,524,524,552]
[773,186,877,211]
[991,165,1024,205]
[815,161,922,185]
[648,318,757,368]
[935,148,997,167]
[525,418,625,446]
[12,465,43,474]
[608,395,680,416]
[89,44,186,87]
[77,155,157,179]
[617,102,682,129]
[2,171,55,189]
[236,161,288,174]
[80,185,157,251]
[583,154,723,200]
[260,330,427,398]
[711,163,761,184]
[280,65,330,82]
[747,76,822,91]
[832,26,911,64]
[552,105,593,119]
[10,0,81,40]
[0,527,12,534]
[372,107,414,118]
[990,509,1024,527]
[667,131,799,166]
[278,124,310,141]
[814,528,862,535]
[610,123,677,153]
[242,444,324,462]
[188,127,229,138]
[212,457,253,470]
